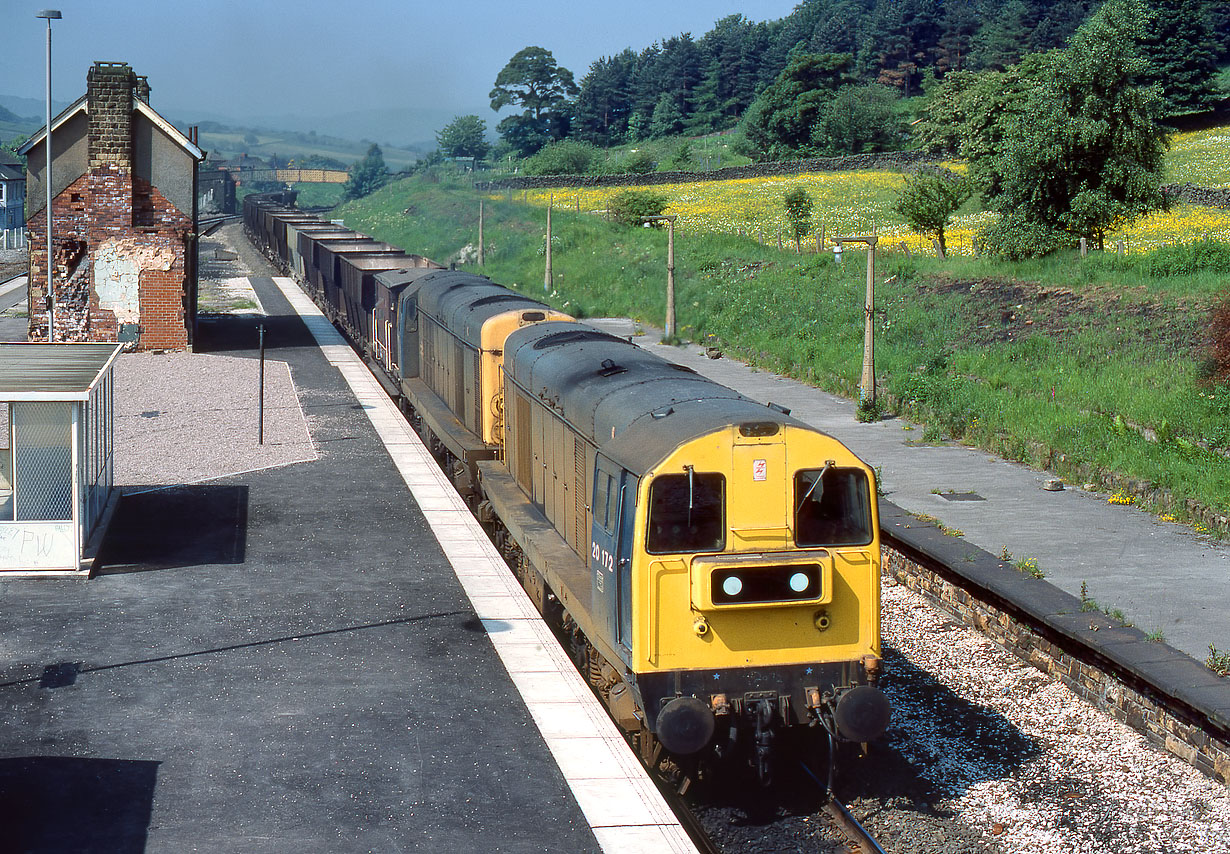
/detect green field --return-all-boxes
[197,129,419,172]
[336,166,1230,533]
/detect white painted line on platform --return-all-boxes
[269,276,698,854]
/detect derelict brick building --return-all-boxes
[20,62,204,349]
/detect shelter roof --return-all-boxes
[0,343,124,400]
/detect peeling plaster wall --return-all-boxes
[93,238,175,325]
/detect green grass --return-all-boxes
[335,172,1230,527]
[291,183,346,208]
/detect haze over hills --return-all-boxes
[0,91,480,166]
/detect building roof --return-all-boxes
[0,343,124,401]
[18,95,204,162]
[0,164,22,182]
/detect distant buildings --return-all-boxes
[0,150,24,243]
[20,62,204,349]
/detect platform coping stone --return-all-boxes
[269,277,698,854]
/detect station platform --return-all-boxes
[0,275,694,853]
[598,320,1230,664]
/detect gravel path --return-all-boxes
[113,351,317,487]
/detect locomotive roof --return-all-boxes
[505,321,816,476]
[417,273,553,350]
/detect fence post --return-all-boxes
[478,200,485,266]
[1080,237,1088,258]
[1116,240,1125,257]
[544,194,553,292]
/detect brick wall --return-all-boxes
[28,62,193,350]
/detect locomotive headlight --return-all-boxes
[789,572,810,592]
[722,576,743,597]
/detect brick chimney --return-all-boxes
[86,61,135,243]
[87,62,134,168]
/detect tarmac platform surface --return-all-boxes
[0,276,693,853]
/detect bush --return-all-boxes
[666,141,694,170]
[894,172,971,256]
[607,190,669,227]
[977,213,1076,260]
[620,150,656,174]
[522,139,600,175]
[1141,239,1230,277]
[783,187,814,249]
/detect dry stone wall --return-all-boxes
[477,150,939,192]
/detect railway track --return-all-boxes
[822,797,888,854]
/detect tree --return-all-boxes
[894,172,971,256]
[436,115,490,160]
[489,46,578,156]
[573,50,636,145]
[978,0,1169,256]
[343,143,390,201]
[783,187,814,252]
[812,83,905,155]
[741,53,856,160]
[648,92,684,138]
[1137,0,1221,115]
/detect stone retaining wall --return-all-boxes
[880,501,1230,787]
[476,150,939,192]
[1162,183,1230,209]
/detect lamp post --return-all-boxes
[642,215,678,340]
[36,9,61,343]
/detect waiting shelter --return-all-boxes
[0,343,123,577]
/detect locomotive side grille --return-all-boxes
[573,437,587,556]
[453,340,466,418]
[471,349,481,434]
[515,392,532,491]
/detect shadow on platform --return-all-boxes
[0,756,159,853]
[94,484,248,574]
[194,307,319,356]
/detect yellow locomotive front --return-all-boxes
[502,321,889,784]
[619,422,889,781]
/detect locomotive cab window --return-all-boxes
[647,471,725,554]
[794,467,872,547]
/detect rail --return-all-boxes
[823,797,888,854]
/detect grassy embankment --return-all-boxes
[334,143,1230,533]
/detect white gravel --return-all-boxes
[113,350,316,486]
[879,579,1230,852]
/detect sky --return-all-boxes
[5,0,801,142]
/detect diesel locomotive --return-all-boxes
[244,194,891,784]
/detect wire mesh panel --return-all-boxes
[13,402,72,521]
[0,403,11,521]
[83,373,113,533]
